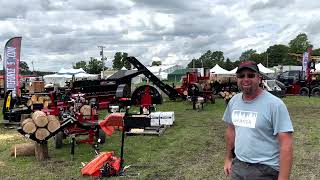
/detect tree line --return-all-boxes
[187,33,319,70]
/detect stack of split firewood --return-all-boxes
[21,110,60,141]
[27,95,51,109]
[219,91,237,104]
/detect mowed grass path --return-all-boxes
[0,96,319,180]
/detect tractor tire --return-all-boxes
[299,87,309,96]
[98,130,106,144]
[54,131,64,149]
[311,87,320,96]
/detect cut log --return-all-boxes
[43,101,49,109]
[80,105,92,116]
[31,95,38,102]
[43,96,51,101]
[27,99,33,106]
[35,128,50,140]
[34,143,49,161]
[38,96,44,104]
[47,115,60,133]
[32,111,48,127]
[22,119,37,134]
[10,143,35,157]
[21,118,33,126]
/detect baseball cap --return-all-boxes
[236,61,259,74]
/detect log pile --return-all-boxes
[219,91,237,105]
[19,110,61,161]
[20,111,60,141]
[27,95,51,109]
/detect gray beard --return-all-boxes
[240,86,256,95]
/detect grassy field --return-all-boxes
[0,96,319,179]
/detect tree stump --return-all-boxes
[34,142,49,161]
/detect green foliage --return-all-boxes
[266,44,296,66]
[86,57,103,74]
[113,52,130,70]
[239,49,257,61]
[187,58,202,68]
[122,52,130,70]
[19,61,30,74]
[188,50,225,68]
[312,48,320,55]
[249,52,266,65]
[151,61,162,66]
[223,58,234,70]
[73,60,87,71]
[289,33,312,53]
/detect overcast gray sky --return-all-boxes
[0,0,319,71]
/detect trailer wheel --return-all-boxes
[299,87,309,96]
[311,87,320,96]
[55,131,64,149]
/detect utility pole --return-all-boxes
[31,61,35,74]
[98,45,105,78]
[193,58,195,68]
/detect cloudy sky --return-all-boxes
[0,0,320,71]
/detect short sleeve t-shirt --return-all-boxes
[223,90,294,170]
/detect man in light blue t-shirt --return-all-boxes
[223,61,294,180]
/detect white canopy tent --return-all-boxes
[257,63,275,74]
[57,68,86,74]
[210,64,232,75]
[227,64,275,75]
[43,68,98,87]
[230,67,238,74]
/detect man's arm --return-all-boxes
[277,132,293,180]
[224,123,235,176]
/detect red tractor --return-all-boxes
[175,69,215,109]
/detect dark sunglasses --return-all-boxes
[236,73,257,79]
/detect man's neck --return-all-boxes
[242,88,263,102]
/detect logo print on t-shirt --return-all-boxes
[232,110,257,128]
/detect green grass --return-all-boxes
[0,96,319,179]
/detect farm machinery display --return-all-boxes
[82,95,175,178]
[175,70,216,110]
[281,50,320,96]
[277,69,320,96]
[3,56,183,125]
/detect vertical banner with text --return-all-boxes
[305,47,312,81]
[3,37,22,98]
